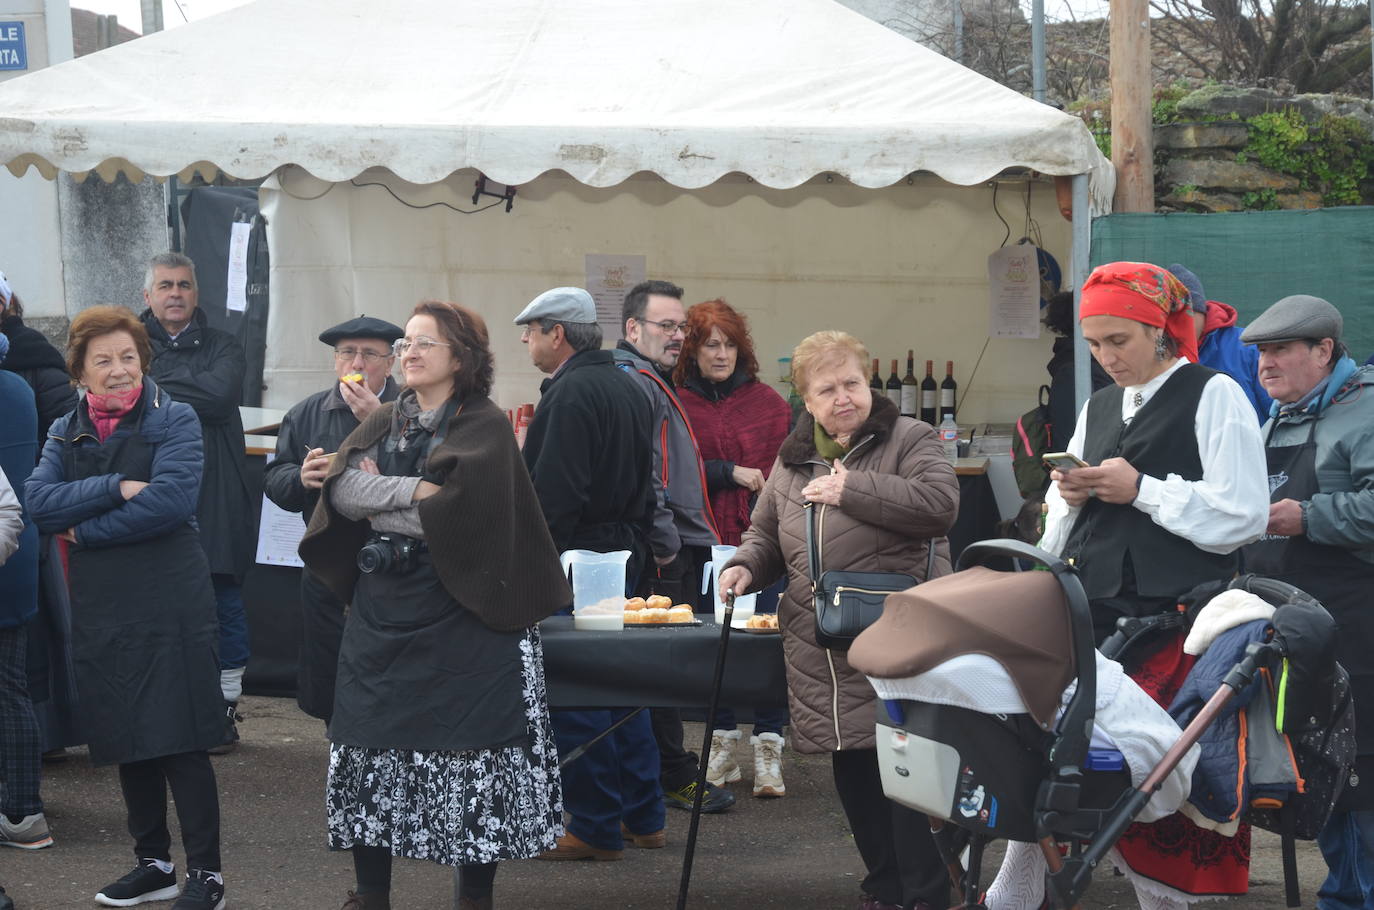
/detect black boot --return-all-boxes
[0,882,15,910]
[207,701,240,756]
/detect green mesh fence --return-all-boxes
[1091,208,1374,364]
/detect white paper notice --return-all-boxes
[987,244,1042,340]
[255,453,306,568]
[226,222,251,314]
[586,254,646,340]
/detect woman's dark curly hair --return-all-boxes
[412,300,494,400]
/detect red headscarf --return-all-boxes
[1079,261,1199,364]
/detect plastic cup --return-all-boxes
[701,544,756,626]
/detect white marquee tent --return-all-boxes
[0,0,1110,418]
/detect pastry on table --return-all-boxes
[624,597,647,612]
[667,606,694,623]
[745,613,779,630]
[642,607,670,623]
[645,594,672,611]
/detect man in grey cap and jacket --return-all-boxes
[515,287,666,861]
[1240,294,1374,910]
[262,315,402,723]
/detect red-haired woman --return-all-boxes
[674,299,791,798]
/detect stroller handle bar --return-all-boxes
[955,539,1099,794]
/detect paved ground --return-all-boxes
[4,696,1329,909]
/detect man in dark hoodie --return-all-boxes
[612,279,734,815]
[1167,264,1272,423]
[140,253,254,754]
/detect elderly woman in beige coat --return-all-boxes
[718,330,958,910]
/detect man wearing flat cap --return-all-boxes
[1241,294,1374,909]
[515,287,665,861]
[263,315,402,723]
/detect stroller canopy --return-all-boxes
[850,566,1074,728]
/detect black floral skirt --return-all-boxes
[325,628,563,865]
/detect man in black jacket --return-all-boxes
[262,316,402,722]
[140,253,254,754]
[516,287,666,861]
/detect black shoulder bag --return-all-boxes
[805,501,933,650]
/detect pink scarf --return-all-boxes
[86,384,143,442]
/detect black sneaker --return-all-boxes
[171,869,225,910]
[94,858,180,906]
[663,779,736,813]
[207,701,240,756]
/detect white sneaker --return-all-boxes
[751,732,786,798]
[706,729,742,785]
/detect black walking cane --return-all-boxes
[675,589,737,910]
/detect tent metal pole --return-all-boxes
[1032,0,1046,103]
[1071,173,1091,414]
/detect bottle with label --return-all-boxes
[886,359,902,407]
[870,358,882,391]
[900,350,918,418]
[920,360,938,424]
[940,360,957,422]
[938,413,959,463]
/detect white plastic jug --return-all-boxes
[700,544,756,626]
[560,549,631,631]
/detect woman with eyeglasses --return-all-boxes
[262,316,403,723]
[299,301,572,910]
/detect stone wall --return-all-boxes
[1153,86,1374,213]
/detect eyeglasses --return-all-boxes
[643,319,688,335]
[334,348,392,362]
[392,336,453,356]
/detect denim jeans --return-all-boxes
[1318,810,1374,910]
[211,574,249,670]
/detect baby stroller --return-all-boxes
[848,538,1353,910]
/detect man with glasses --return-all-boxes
[612,280,733,814]
[263,316,402,724]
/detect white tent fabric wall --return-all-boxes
[261,167,1071,424]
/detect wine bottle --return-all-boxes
[900,350,918,418]
[920,360,938,424]
[870,358,882,391]
[886,359,902,407]
[940,360,957,422]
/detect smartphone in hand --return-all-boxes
[1042,451,1089,472]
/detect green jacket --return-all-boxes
[1263,359,1374,564]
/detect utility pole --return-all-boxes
[1109,0,1154,211]
[1032,0,1046,103]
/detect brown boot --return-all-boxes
[341,890,391,910]
[536,832,623,861]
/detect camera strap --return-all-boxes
[379,396,459,477]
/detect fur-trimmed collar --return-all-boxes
[779,394,899,465]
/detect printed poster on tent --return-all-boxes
[586,254,645,340]
[987,245,1041,340]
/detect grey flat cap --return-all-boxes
[514,287,597,326]
[1241,294,1343,345]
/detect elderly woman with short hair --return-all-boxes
[718,330,958,910]
[25,305,226,910]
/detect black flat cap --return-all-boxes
[1240,295,1343,345]
[318,315,405,347]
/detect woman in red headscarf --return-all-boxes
[1039,261,1267,641]
[1028,262,1270,905]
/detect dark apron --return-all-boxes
[296,567,346,723]
[1245,420,1374,808]
[330,553,529,753]
[65,413,224,766]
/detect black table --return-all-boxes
[538,616,787,709]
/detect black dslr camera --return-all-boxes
[357,533,421,575]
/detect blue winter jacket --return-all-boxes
[1199,319,1272,423]
[1168,619,1296,823]
[26,379,204,549]
[0,371,38,628]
